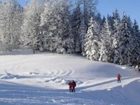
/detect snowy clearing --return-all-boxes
[0,53,140,105]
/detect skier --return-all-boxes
[71,80,76,92]
[68,81,72,92]
[117,73,121,82]
[68,80,76,92]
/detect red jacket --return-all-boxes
[72,81,76,87]
[117,74,121,80]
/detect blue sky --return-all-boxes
[19,0,27,6]
[19,0,140,25]
[97,0,140,24]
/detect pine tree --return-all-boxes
[21,0,44,53]
[79,0,97,54]
[95,13,102,26]
[108,10,121,63]
[115,15,133,65]
[84,17,100,60]
[131,20,140,68]
[111,10,121,48]
[60,0,74,54]
[40,0,74,54]
[83,0,97,30]
[71,2,82,53]
[0,0,23,51]
[99,18,112,62]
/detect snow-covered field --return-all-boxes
[0,53,140,105]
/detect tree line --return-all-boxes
[0,0,140,69]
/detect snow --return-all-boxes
[0,53,139,105]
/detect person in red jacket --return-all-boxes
[68,80,76,92]
[71,80,76,92]
[68,81,72,92]
[117,73,121,82]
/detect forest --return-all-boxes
[0,0,140,69]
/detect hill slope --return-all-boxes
[0,53,139,105]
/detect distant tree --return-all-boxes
[40,0,74,54]
[106,10,121,63]
[21,0,44,53]
[79,0,97,54]
[71,2,82,53]
[95,12,102,26]
[0,0,23,51]
[82,0,97,30]
[131,20,140,67]
[114,15,133,65]
[99,18,112,62]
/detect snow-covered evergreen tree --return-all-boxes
[0,0,22,51]
[40,0,74,54]
[99,18,112,62]
[21,0,44,53]
[84,17,100,60]
[82,0,97,30]
[71,2,82,53]
[111,10,121,48]
[107,10,121,63]
[79,0,97,54]
[114,15,133,65]
[131,20,140,67]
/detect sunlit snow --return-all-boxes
[0,52,139,105]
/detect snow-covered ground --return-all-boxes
[0,53,140,105]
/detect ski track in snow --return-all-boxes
[0,53,139,105]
